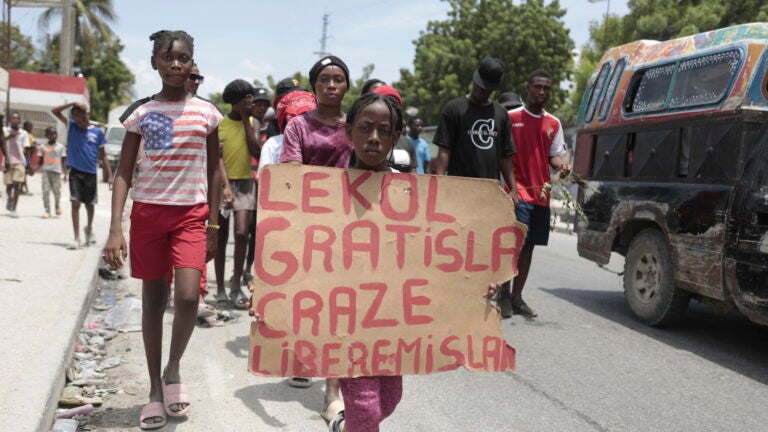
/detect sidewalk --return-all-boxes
[0,172,112,432]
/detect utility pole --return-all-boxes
[1,0,74,120]
[4,0,11,120]
[59,0,74,75]
[587,0,610,50]
[314,13,330,58]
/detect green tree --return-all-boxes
[568,15,625,126]
[0,22,39,70]
[38,0,116,46]
[81,40,134,122]
[37,0,132,122]
[207,92,229,116]
[395,0,574,125]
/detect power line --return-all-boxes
[313,12,330,58]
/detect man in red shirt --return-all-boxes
[500,70,570,318]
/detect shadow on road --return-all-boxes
[542,287,768,385]
[234,382,326,427]
[225,336,250,359]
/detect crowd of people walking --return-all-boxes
[2,27,569,432]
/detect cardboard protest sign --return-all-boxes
[249,164,526,378]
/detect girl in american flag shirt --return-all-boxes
[103,30,223,430]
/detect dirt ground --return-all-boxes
[74,276,157,431]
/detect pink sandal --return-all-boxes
[161,379,191,417]
[139,401,167,430]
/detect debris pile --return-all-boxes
[49,263,242,430]
[50,271,132,431]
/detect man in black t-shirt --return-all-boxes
[433,57,518,191]
[433,57,520,318]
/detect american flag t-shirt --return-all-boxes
[142,112,175,150]
[122,97,223,205]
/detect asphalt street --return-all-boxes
[84,232,768,432]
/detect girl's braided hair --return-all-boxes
[346,93,403,134]
[149,30,194,57]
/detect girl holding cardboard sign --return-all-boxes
[330,93,500,432]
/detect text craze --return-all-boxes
[249,164,526,378]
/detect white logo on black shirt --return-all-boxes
[468,118,498,150]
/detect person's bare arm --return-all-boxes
[549,154,570,173]
[99,146,113,188]
[433,147,451,175]
[0,134,7,167]
[206,128,223,262]
[51,102,84,124]
[239,105,261,158]
[219,158,233,208]
[104,131,141,269]
[501,157,518,204]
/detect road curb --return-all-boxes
[37,243,104,432]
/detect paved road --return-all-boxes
[85,232,768,432]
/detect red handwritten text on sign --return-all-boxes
[250,164,525,377]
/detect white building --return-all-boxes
[0,68,89,145]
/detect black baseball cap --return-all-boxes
[473,57,505,91]
[253,87,270,103]
[498,92,523,110]
[274,77,302,106]
[276,78,301,96]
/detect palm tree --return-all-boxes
[37,0,116,46]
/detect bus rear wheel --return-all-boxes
[623,229,689,326]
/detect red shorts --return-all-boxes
[130,202,209,280]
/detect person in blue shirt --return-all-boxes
[407,117,431,174]
[52,102,112,249]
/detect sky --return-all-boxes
[9,0,629,100]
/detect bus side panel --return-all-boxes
[573,133,594,178]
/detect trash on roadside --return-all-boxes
[71,378,107,387]
[88,335,106,349]
[56,404,94,419]
[91,286,117,311]
[58,389,102,407]
[59,386,83,406]
[98,267,126,280]
[50,418,78,432]
[103,297,142,332]
[92,388,121,396]
[54,264,131,432]
[97,356,120,371]
[197,309,241,327]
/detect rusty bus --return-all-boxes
[573,23,768,326]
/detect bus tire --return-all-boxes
[623,229,689,326]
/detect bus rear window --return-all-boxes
[669,50,739,108]
[598,58,626,121]
[628,63,675,113]
[584,62,612,122]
